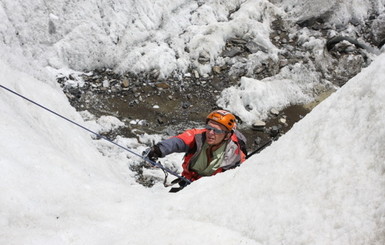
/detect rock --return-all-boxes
[326,36,372,53]
[334,40,356,53]
[270,108,279,116]
[155,82,170,89]
[212,66,221,74]
[182,101,190,109]
[65,92,75,100]
[245,104,253,111]
[252,120,266,127]
[279,117,287,124]
[379,39,385,49]
[255,66,265,74]
[371,14,385,47]
[111,85,120,93]
[254,137,262,145]
[122,79,129,88]
[198,57,210,63]
[198,51,210,63]
[157,117,164,124]
[151,69,160,79]
[245,41,268,53]
[279,59,289,68]
[252,120,266,131]
[193,70,200,79]
[269,125,281,137]
[229,38,247,45]
[48,20,56,34]
[102,80,110,88]
[223,47,243,57]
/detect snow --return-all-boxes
[179,54,385,244]
[275,0,385,26]
[218,63,319,124]
[1,0,385,244]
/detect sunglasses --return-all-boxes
[205,125,229,134]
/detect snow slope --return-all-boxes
[1,0,385,244]
[173,53,385,244]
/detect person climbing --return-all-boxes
[144,110,247,191]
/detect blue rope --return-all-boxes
[0,84,191,184]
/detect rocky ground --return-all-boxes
[57,65,312,153]
[57,11,384,185]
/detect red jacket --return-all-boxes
[158,128,246,181]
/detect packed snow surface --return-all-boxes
[1,0,384,244]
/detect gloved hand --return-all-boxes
[143,144,162,161]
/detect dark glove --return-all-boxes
[143,145,162,161]
[169,179,189,193]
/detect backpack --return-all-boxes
[234,129,248,156]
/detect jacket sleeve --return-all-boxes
[157,137,189,156]
[157,128,203,157]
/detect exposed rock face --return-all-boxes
[370,14,385,48]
